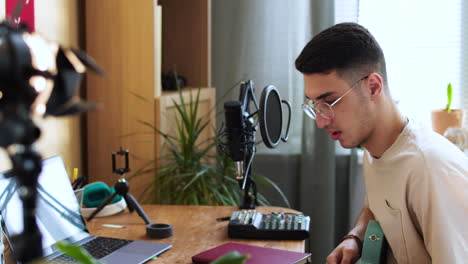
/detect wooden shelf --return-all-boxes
[85,0,213,201]
[159,0,211,88]
[85,0,157,199]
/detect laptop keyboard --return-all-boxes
[49,254,75,263]
[50,237,133,263]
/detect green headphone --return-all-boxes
[82,182,122,208]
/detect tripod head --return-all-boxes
[112,148,130,176]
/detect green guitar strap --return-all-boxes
[360,220,387,264]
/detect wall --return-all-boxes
[0,0,83,179]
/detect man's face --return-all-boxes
[303,71,374,148]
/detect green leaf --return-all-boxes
[211,251,250,264]
[128,90,152,103]
[56,241,102,264]
[445,83,453,112]
[182,166,210,191]
[254,174,291,208]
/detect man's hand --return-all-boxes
[327,207,373,263]
[326,238,361,264]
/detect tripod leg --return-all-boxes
[87,192,117,221]
[125,193,152,225]
[123,194,135,213]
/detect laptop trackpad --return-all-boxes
[100,241,171,264]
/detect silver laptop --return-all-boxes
[0,155,172,264]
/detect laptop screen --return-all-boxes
[0,156,89,255]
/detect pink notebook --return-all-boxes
[192,242,311,264]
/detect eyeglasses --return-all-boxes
[302,76,368,120]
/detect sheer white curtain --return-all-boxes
[358,0,465,127]
[335,0,358,23]
[463,1,468,126]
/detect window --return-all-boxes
[357,0,465,128]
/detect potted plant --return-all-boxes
[431,83,465,135]
[135,86,290,207]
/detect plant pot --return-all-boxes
[431,109,465,135]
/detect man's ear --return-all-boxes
[366,73,384,99]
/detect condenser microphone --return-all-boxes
[223,100,245,181]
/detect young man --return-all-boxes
[295,22,468,264]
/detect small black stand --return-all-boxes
[87,149,150,224]
[87,148,173,238]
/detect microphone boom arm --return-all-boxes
[239,80,259,119]
[238,80,259,209]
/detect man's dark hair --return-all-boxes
[295,23,388,88]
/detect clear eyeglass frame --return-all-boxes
[302,76,369,120]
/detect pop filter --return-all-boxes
[258,85,291,148]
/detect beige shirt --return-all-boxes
[363,119,468,263]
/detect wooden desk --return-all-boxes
[86,205,306,264]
